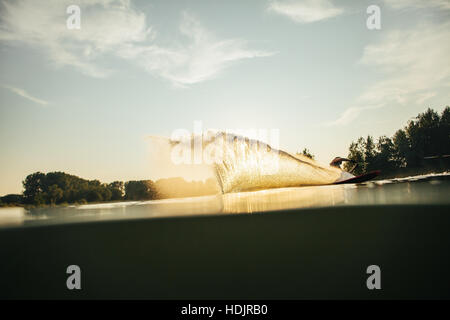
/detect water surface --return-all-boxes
[1,173,449,228]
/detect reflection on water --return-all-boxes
[0,207,25,227]
[222,184,346,213]
[1,173,449,228]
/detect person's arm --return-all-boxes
[330,157,358,172]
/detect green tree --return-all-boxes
[23,172,46,204]
[404,108,440,166]
[125,180,157,200]
[374,136,396,171]
[344,137,365,175]
[86,189,103,202]
[33,193,47,206]
[345,106,450,176]
[47,184,63,204]
[364,136,377,172]
[0,194,24,206]
[22,172,125,205]
[99,184,112,202]
[299,148,315,160]
[392,129,409,167]
[108,181,124,201]
[439,106,450,156]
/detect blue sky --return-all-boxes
[0,0,449,195]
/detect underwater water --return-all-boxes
[1,173,450,299]
[1,173,449,228]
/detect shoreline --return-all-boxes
[1,171,449,210]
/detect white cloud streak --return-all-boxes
[267,0,344,24]
[383,0,450,10]
[359,22,450,105]
[324,104,384,127]
[1,85,49,106]
[117,13,274,86]
[0,0,150,78]
[326,21,450,126]
[0,0,272,86]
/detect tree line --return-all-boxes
[343,107,450,176]
[0,173,218,207]
[0,172,158,207]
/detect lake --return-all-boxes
[1,173,450,299]
[1,172,449,228]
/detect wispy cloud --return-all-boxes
[1,85,49,106]
[324,105,384,127]
[359,22,450,104]
[383,0,450,10]
[117,13,274,86]
[0,0,150,78]
[267,0,344,24]
[0,0,272,86]
[326,20,450,126]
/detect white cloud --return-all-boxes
[0,0,150,78]
[1,85,49,106]
[383,0,450,10]
[324,104,384,127]
[358,22,450,105]
[0,0,272,85]
[324,107,363,127]
[117,13,274,86]
[327,21,450,126]
[267,0,344,24]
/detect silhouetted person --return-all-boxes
[330,157,358,173]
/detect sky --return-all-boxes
[0,0,449,195]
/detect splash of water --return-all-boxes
[209,133,343,193]
[150,132,345,194]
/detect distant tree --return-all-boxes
[404,108,440,166]
[45,172,69,191]
[99,185,112,202]
[439,106,450,156]
[374,136,396,171]
[90,180,101,187]
[364,136,377,171]
[22,172,126,205]
[404,119,421,166]
[22,172,46,204]
[0,194,24,206]
[47,184,63,204]
[344,137,365,175]
[33,193,47,206]
[392,129,409,167]
[125,180,157,200]
[108,181,124,201]
[418,108,440,157]
[344,106,450,176]
[299,148,315,160]
[86,189,103,202]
